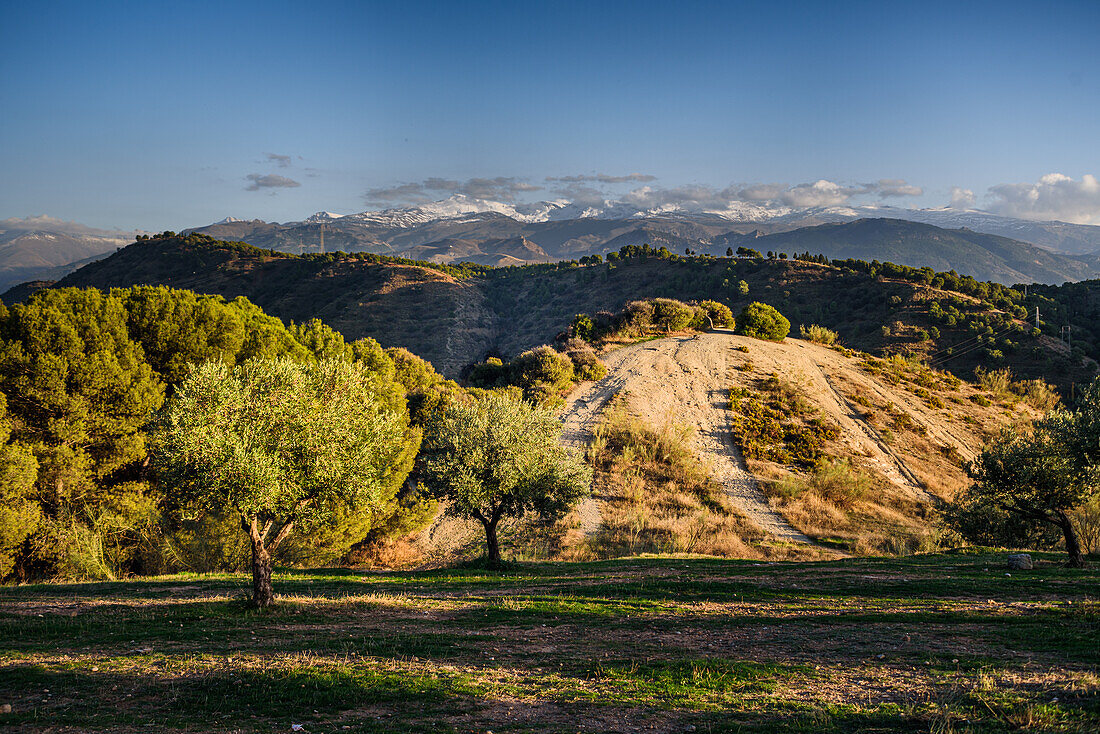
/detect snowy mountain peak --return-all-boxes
[304,211,347,223]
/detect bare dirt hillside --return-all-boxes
[557,330,1037,556]
[406,331,1038,565]
[561,332,812,545]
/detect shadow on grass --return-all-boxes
[2,551,1097,605]
[0,662,483,731]
[2,660,1072,734]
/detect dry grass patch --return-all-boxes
[584,404,769,559]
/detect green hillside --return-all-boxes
[6,232,1098,390]
[749,218,1098,285]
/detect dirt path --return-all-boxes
[563,332,813,544]
[559,370,628,537]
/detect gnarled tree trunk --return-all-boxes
[244,514,298,608]
[250,537,274,608]
[474,509,503,568]
[1057,510,1086,568]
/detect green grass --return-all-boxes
[1,551,1097,732]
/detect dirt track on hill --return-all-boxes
[560,331,977,543]
[416,331,985,563]
[561,331,812,544]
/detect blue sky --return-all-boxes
[1,0,1098,230]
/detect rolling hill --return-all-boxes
[0,217,134,293]
[185,212,1098,285]
[748,218,1096,284]
[7,233,1096,392]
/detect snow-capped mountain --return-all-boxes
[268,195,1100,256]
[11,199,1100,296]
[0,216,136,293]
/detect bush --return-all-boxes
[651,298,695,332]
[774,458,871,509]
[729,379,840,469]
[975,366,1013,398]
[735,302,790,341]
[571,313,595,341]
[699,300,734,328]
[509,346,575,403]
[623,300,656,333]
[799,324,838,345]
[467,357,506,387]
[1019,379,1060,411]
[563,341,608,382]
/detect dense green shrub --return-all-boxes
[510,346,575,399]
[571,313,595,341]
[735,302,791,341]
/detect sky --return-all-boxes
[1,0,1099,231]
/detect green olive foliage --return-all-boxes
[152,358,418,604]
[0,286,433,580]
[698,300,735,328]
[418,392,591,565]
[950,380,1100,566]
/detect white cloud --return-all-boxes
[365,176,541,204]
[0,215,130,236]
[987,173,1100,224]
[949,187,976,209]
[864,179,923,198]
[780,180,858,207]
[245,173,301,191]
[546,173,657,184]
[360,174,923,215]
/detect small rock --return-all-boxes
[1007,553,1033,570]
[1,704,12,714]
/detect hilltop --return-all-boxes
[746,218,1097,285]
[7,233,1097,390]
[186,212,1097,285]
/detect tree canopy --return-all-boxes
[0,286,432,581]
[418,393,591,566]
[952,380,1100,566]
[152,358,419,605]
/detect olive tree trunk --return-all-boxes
[244,515,297,608]
[1057,511,1086,568]
[474,509,503,568]
[250,538,274,608]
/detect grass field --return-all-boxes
[1,550,1097,733]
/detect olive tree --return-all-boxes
[418,393,591,566]
[152,358,418,606]
[956,382,1100,567]
[961,426,1088,565]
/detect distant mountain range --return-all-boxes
[6,199,1100,291]
[182,199,1100,284]
[0,216,136,293]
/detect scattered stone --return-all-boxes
[1007,553,1033,570]
[1,704,12,714]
